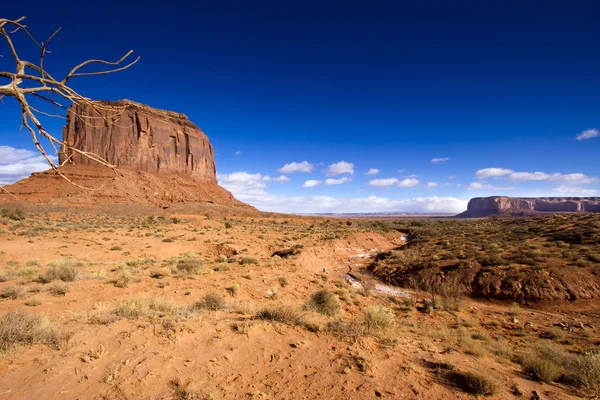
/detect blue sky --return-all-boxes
[1,1,599,213]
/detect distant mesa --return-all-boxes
[1,100,252,209]
[458,196,600,218]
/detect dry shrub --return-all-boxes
[449,370,501,396]
[255,306,303,326]
[518,342,572,383]
[0,285,28,300]
[114,297,177,319]
[193,293,226,311]
[38,264,79,283]
[0,310,64,352]
[487,338,514,359]
[176,257,203,274]
[306,290,340,316]
[48,283,69,296]
[114,264,132,288]
[570,351,600,392]
[363,305,395,331]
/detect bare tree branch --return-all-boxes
[0,16,139,190]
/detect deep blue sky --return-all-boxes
[1,1,599,212]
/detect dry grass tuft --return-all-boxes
[255,306,303,326]
[114,297,177,319]
[0,286,28,300]
[0,310,65,352]
[306,290,340,316]
[193,293,227,311]
[363,305,395,331]
[449,370,501,396]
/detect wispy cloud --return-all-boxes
[398,178,419,188]
[426,182,438,188]
[575,128,599,141]
[234,150,242,156]
[326,161,354,176]
[553,186,598,195]
[467,182,514,191]
[431,157,450,164]
[262,175,289,183]
[0,146,55,185]
[277,161,314,174]
[368,178,398,187]
[365,168,380,175]
[325,177,351,185]
[302,179,321,188]
[475,167,598,184]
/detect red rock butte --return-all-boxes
[458,196,600,217]
[0,100,252,209]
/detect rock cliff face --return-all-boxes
[60,100,216,182]
[1,100,252,209]
[458,196,600,217]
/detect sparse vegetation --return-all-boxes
[449,370,501,396]
[0,311,64,352]
[306,290,340,316]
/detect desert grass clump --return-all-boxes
[193,293,226,311]
[176,257,203,274]
[48,283,69,296]
[518,342,571,383]
[114,297,177,319]
[449,370,501,396]
[569,350,600,392]
[227,282,241,297]
[0,285,28,300]
[0,310,64,352]
[306,290,340,317]
[363,305,395,331]
[255,306,303,326]
[38,264,79,283]
[114,264,132,288]
[278,277,288,287]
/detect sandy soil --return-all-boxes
[0,207,597,399]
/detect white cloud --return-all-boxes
[325,177,351,185]
[552,186,598,195]
[217,172,267,197]
[0,146,55,185]
[474,168,514,179]
[219,170,468,214]
[277,161,314,174]
[262,175,289,183]
[448,175,456,179]
[326,161,354,176]
[405,174,419,179]
[475,167,598,184]
[426,182,438,188]
[431,157,450,164]
[398,178,419,188]
[575,128,599,141]
[272,175,290,183]
[302,180,321,188]
[467,182,514,191]
[234,150,242,156]
[368,178,399,187]
[365,168,380,175]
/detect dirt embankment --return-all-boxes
[369,254,600,303]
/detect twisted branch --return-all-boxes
[0,16,139,190]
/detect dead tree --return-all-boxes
[0,16,139,188]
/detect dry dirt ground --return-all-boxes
[0,205,598,399]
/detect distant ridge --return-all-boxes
[458,196,600,218]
